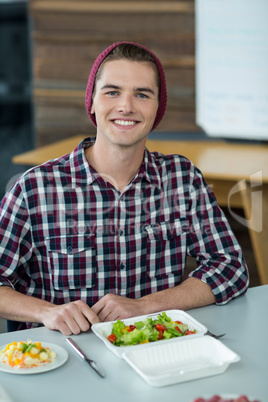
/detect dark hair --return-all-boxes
[93,43,161,98]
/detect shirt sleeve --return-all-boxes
[186,163,249,304]
[0,180,32,287]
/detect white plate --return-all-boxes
[122,336,240,387]
[92,309,207,358]
[0,343,68,375]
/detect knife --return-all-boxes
[66,337,105,378]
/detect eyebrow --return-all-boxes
[100,84,156,95]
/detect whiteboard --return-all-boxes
[195,0,268,140]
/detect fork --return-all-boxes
[205,330,226,339]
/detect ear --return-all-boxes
[90,102,95,114]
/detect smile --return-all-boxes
[113,120,136,126]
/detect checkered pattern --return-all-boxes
[0,138,249,329]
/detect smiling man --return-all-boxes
[0,42,249,334]
[85,57,160,192]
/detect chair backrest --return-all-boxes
[7,320,21,332]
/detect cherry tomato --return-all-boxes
[157,330,164,340]
[127,325,136,332]
[186,330,196,335]
[107,334,117,343]
[175,320,183,325]
[155,324,167,332]
[175,326,182,334]
[207,396,222,402]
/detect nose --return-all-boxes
[117,94,135,114]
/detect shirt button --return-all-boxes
[119,263,125,270]
[67,245,73,253]
[119,229,124,236]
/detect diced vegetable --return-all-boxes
[107,334,117,344]
[0,340,56,369]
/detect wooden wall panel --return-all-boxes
[32,35,195,84]
[28,0,199,147]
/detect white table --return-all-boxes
[0,285,267,402]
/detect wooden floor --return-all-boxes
[184,207,260,287]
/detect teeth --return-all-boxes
[114,120,136,126]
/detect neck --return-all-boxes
[85,138,145,192]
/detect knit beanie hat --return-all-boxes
[85,41,167,131]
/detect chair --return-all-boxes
[7,320,21,332]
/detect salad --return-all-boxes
[0,340,56,369]
[107,312,196,346]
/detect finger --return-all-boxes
[48,313,77,336]
[56,321,73,336]
[81,304,101,326]
[96,307,121,322]
[103,312,120,322]
[91,301,112,322]
[58,312,82,335]
[62,303,99,333]
[91,295,122,322]
[90,298,105,316]
[70,313,91,333]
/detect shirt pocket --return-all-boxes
[46,234,96,290]
[144,219,188,279]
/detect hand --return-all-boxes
[42,300,101,336]
[91,294,144,322]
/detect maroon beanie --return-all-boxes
[85,41,167,131]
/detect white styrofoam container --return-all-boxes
[91,309,207,358]
[122,336,240,387]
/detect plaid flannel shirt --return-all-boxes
[0,138,249,329]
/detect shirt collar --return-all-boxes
[137,148,162,189]
[69,137,96,187]
[69,137,162,189]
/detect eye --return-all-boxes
[107,90,119,96]
[136,93,149,99]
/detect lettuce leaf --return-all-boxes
[111,320,126,338]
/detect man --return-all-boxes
[0,42,249,335]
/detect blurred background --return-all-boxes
[0,0,263,331]
[0,0,33,201]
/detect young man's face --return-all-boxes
[91,59,159,149]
